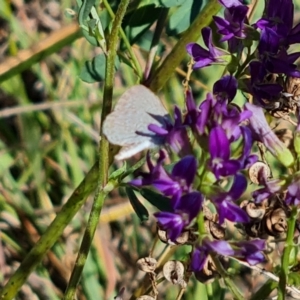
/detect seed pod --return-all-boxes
[137,296,156,300]
[157,226,196,245]
[137,257,157,273]
[163,260,187,288]
[244,201,266,220]
[194,256,218,284]
[205,220,225,240]
[203,205,213,221]
[249,161,271,185]
[244,221,264,238]
[264,208,287,236]
[285,76,300,99]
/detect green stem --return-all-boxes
[250,280,278,300]
[103,0,143,79]
[211,255,244,300]
[147,0,221,92]
[0,162,99,300]
[235,52,256,79]
[277,207,298,300]
[144,7,169,80]
[63,0,131,298]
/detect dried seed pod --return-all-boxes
[258,74,300,119]
[194,256,218,284]
[163,260,186,288]
[244,201,266,220]
[173,231,190,245]
[136,296,156,300]
[264,208,287,236]
[157,228,168,243]
[285,76,300,99]
[249,161,271,185]
[157,226,196,245]
[137,257,157,273]
[244,221,264,238]
[186,229,198,244]
[203,205,213,221]
[205,220,225,240]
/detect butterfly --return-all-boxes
[103,85,170,160]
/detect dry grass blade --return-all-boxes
[0,23,81,82]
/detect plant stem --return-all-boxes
[103,0,143,79]
[147,0,221,93]
[277,207,298,300]
[144,7,169,80]
[63,0,131,298]
[211,254,244,300]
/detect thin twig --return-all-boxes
[229,256,300,296]
[0,100,84,118]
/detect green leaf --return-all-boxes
[80,0,96,21]
[167,0,203,36]
[124,5,165,47]
[288,272,300,286]
[126,188,149,222]
[78,0,98,46]
[158,0,185,7]
[79,54,120,83]
[77,0,108,50]
[139,188,172,212]
[250,280,277,300]
[109,163,127,180]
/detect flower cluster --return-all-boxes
[129,0,300,292]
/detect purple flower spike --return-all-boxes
[155,191,203,241]
[258,28,280,55]
[196,93,216,134]
[186,27,227,69]
[245,103,294,167]
[255,0,298,46]
[252,178,283,203]
[219,0,244,7]
[172,156,197,190]
[234,239,266,265]
[285,179,300,206]
[154,212,186,241]
[191,239,234,272]
[213,75,238,102]
[184,88,199,127]
[239,126,258,168]
[191,246,208,272]
[213,5,248,42]
[175,191,203,219]
[213,174,249,224]
[131,153,198,206]
[209,126,241,179]
[149,106,192,157]
[218,200,249,224]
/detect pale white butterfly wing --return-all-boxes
[103,85,169,160]
[114,140,153,160]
